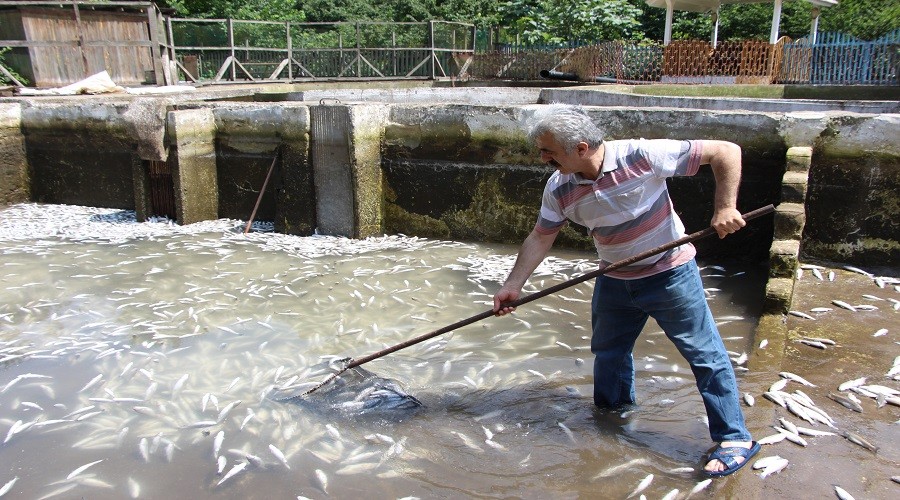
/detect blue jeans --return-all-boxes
[590,259,751,443]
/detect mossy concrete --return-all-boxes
[0,103,27,206]
[168,108,218,225]
[19,101,138,209]
[209,104,313,235]
[384,104,784,260]
[310,104,387,239]
[804,115,900,266]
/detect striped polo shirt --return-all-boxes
[535,139,703,279]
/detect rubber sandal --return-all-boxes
[704,441,761,477]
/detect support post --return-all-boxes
[770,0,783,44]
[664,0,674,46]
[167,109,218,225]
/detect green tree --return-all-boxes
[496,0,642,44]
[819,0,900,40]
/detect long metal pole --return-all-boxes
[243,151,279,234]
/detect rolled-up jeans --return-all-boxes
[590,259,751,443]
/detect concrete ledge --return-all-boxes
[785,146,813,172]
[769,239,800,278]
[781,171,809,203]
[763,277,794,314]
[773,202,806,240]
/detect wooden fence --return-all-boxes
[0,1,164,88]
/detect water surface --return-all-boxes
[0,203,768,499]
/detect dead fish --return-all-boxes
[832,300,857,312]
[780,372,816,387]
[788,310,815,320]
[66,459,103,480]
[828,393,863,413]
[79,374,104,393]
[873,328,888,337]
[753,455,786,470]
[558,422,576,444]
[838,378,867,391]
[216,461,248,487]
[626,473,653,499]
[126,477,140,498]
[660,489,680,500]
[0,477,18,497]
[759,457,789,478]
[182,420,218,429]
[778,417,799,435]
[484,439,506,450]
[217,400,241,423]
[686,478,712,498]
[757,433,787,445]
[314,469,328,494]
[834,486,856,500]
[743,393,755,407]
[843,431,878,453]
[593,458,651,479]
[795,426,836,437]
[769,379,789,392]
[802,336,836,345]
[798,339,828,349]
[450,431,483,452]
[268,444,290,469]
[213,431,224,458]
[775,427,808,447]
[172,374,190,395]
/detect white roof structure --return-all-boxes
[644,0,839,45]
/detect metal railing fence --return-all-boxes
[164,18,475,83]
[779,30,900,85]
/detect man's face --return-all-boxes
[535,132,578,174]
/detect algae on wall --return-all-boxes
[383,162,595,250]
[804,152,900,265]
[803,114,900,266]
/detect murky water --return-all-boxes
[1,203,770,499]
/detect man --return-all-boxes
[492,104,758,477]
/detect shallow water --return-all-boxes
[0,203,770,499]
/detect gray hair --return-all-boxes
[526,103,604,153]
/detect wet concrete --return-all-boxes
[728,263,900,500]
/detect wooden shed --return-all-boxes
[0,1,167,88]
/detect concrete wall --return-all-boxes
[0,87,896,267]
[210,104,313,234]
[382,104,784,261]
[804,114,900,265]
[0,103,27,205]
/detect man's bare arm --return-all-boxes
[700,140,745,238]
[493,229,558,315]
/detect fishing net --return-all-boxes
[271,361,423,415]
